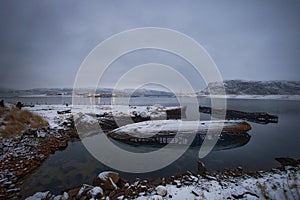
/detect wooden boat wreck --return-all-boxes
[199,106,278,124]
[165,106,187,119]
[98,106,187,131]
[107,120,251,148]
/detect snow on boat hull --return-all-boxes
[109,131,251,150]
[107,120,251,147]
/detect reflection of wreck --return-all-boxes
[199,106,278,124]
[107,120,251,150]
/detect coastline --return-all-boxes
[1,103,299,199]
[26,158,300,200]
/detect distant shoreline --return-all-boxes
[1,94,300,101]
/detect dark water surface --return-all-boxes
[10,96,300,197]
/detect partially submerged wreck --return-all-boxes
[107,120,251,148]
[98,106,187,131]
[165,106,187,119]
[199,106,278,124]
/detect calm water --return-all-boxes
[6,96,299,197]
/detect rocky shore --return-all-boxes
[0,104,185,199]
[0,105,78,199]
[25,158,300,200]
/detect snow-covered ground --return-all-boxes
[25,165,300,200]
[139,167,300,199]
[25,105,71,129]
[25,104,181,129]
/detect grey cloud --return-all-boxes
[0,0,299,89]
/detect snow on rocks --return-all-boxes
[61,192,69,200]
[25,191,50,200]
[26,162,300,200]
[155,185,167,197]
[26,104,184,135]
[87,186,103,197]
[0,130,72,198]
[149,195,163,200]
[0,105,78,199]
[93,171,120,190]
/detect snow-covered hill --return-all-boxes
[200,80,300,95]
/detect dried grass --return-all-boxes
[0,107,49,137]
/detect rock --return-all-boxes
[155,185,167,197]
[0,100,4,107]
[61,192,69,200]
[36,130,46,138]
[237,166,243,171]
[109,188,124,199]
[184,181,192,185]
[25,191,50,200]
[203,174,217,181]
[57,110,71,114]
[53,195,62,200]
[150,195,163,200]
[76,184,93,198]
[93,171,119,190]
[87,186,103,198]
[151,178,162,186]
[275,157,300,167]
[124,188,134,197]
[161,177,167,186]
[198,161,206,175]
[192,189,200,197]
[176,182,182,188]
[58,140,68,150]
[6,188,20,193]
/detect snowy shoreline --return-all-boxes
[26,159,300,200]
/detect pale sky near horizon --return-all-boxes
[0,0,299,90]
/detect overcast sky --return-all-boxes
[0,0,299,90]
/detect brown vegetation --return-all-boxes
[0,106,49,137]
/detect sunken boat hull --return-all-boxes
[98,106,187,131]
[199,106,278,124]
[107,120,251,149]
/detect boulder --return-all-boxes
[155,185,167,197]
[93,171,119,190]
[198,161,206,175]
[0,100,4,107]
[87,186,103,198]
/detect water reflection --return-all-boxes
[109,131,251,152]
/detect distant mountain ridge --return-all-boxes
[1,80,300,97]
[0,88,173,97]
[200,80,300,95]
